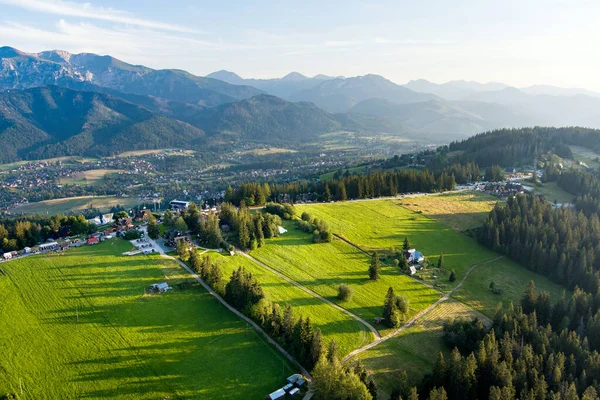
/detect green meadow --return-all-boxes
[0,240,294,399]
[250,222,441,336]
[296,199,500,291]
[207,252,370,355]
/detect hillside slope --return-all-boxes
[0,86,205,162]
[191,94,343,142]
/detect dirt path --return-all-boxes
[238,250,382,342]
[144,235,312,380]
[342,255,504,361]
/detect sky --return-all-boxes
[1,0,599,90]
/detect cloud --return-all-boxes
[0,0,199,33]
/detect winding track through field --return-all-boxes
[145,235,312,380]
[238,249,382,342]
[342,255,504,361]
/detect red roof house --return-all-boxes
[87,237,100,245]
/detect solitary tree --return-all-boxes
[489,281,496,291]
[369,252,381,280]
[338,284,354,301]
[437,253,444,269]
[449,270,456,282]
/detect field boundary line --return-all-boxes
[239,249,382,342]
[332,233,439,292]
[343,255,504,361]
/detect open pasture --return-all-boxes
[452,256,568,317]
[207,252,370,355]
[0,241,294,399]
[10,195,141,215]
[59,169,125,185]
[358,300,489,399]
[296,200,499,288]
[251,222,441,336]
[397,191,499,232]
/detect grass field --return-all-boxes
[296,200,499,291]
[0,240,294,399]
[59,169,125,185]
[10,195,141,215]
[398,192,499,232]
[452,257,568,317]
[358,300,490,398]
[251,222,441,336]
[527,181,574,204]
[238,147,297,156]
[570,145,600,170]
[207,252,369,356]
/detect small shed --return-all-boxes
[23,247,32,254]
[150,282,172,293]
[289,388,300,396]
[408,266,417,275]
[267,388,286,400]
[278,226,288,235]
[3,252,12,260]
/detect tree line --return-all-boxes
[0,214,96,252]
[224,169,457,207]
[187,252,326,370]
[449,127,600,168]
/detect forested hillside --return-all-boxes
[449,127,600,167]
[0,86,205,162]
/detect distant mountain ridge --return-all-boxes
[206,70,331,99]
[290,74,439,113]
[0,47,262,107]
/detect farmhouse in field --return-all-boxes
[405,249,424,264]
[3,252,12,260]
[148,282,172,293]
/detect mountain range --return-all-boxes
[2,46,600,162]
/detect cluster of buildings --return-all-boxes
[405,249,425,276]
[266,374,305,400]
[474,182,525,200]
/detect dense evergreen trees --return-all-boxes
[219,202,283,250]
[225,168,456,207]
[480,194,600,295]
[189,253,323,370]
[0,214,96,251]
[449,127,600,167]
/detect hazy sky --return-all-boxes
[1,0,599,90]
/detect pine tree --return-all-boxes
[449,270,456,282]
[437,252,444,269]
[310,328,326,368]
[369,252,381,280]
[147,215,160,239]
[383,287,400,328]
[403,237,411,251]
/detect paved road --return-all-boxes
[144,234,312,381]
[238,249,382,342]
[342,255,504,361]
